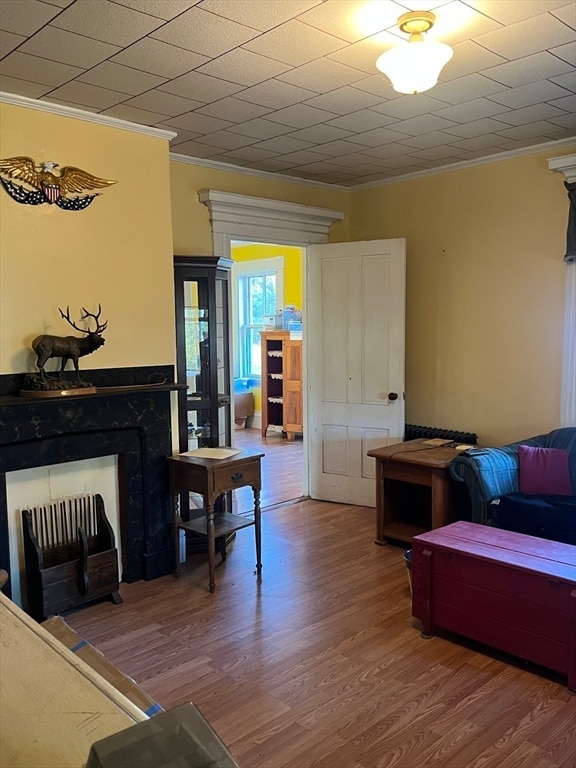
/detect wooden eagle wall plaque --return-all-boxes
[0,156,117,210]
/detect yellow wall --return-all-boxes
[0,103,175,374]
[170,159,349,255]
[231,242,303,308]
[1,100,572,448]
[350,147,575,445]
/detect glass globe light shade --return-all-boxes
[376,38,453,95]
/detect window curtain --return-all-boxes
[561,181,576,427]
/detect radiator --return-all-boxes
[404,424,478,444]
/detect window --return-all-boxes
[232,256,284,381]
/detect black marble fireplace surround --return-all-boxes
[0,366,181,601]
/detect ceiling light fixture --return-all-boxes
[375,11,453,95]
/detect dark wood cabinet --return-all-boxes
[174,256,232,455]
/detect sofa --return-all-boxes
[449,427,576,545]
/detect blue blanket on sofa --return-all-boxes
[450,427,576,545]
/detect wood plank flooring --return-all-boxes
[64,499,576,768]
[232,427,304,513]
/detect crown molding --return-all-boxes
[548,153,576,183]
[0,92,176,142]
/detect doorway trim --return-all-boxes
[198,189,345,497]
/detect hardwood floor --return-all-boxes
[232,427,304,513]
[64,499,575,768]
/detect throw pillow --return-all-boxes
[518,444,574,496]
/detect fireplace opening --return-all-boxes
[0,366,180,607]
[6,457,120,609]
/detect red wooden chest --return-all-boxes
[411,521,576,692]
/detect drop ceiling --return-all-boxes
[1,0,575,187]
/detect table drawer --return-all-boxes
[212,461,260,494]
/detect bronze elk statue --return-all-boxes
[32,305,108,382]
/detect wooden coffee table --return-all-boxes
[368,439,466,545]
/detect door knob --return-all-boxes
[388,392,398,401]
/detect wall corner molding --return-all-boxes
[0,91,177,142]
[548,153,576,183]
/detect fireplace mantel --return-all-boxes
[0,366,180,602]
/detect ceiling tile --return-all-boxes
[195,130,258,150]
[264,103,337,128]
[431,98,512,122]
[0,0,61,36]
[302,85,385,113]
[0,72,52,97]
[326,109,395,131]
[549,94,576,113]
[431,73,508,104]
[353,74,399,98]
[0,30,25,57]
[169,139,225,157]
[1,0,574,188]
[235,80,317,109]
[473,13,575,59]
[159,71,244,102]
[110,0,200,20]
[19,26,121,69]
[297,0,401,43]
[111,39,209,78]
[217,145,279,162]
[465,0,574,25]
[161,112,233,133]
[227,118,293,140]
[197,0,322,32]
[440,41,507,81]
[100,104,170,124]
[151,6,259,57]
[443,117,513,138]
[312,138,375,155]
[79,61,167,95]
[249,135,314,153]
[371,94,450,120]
[265,149,326,165]
[0,51,83,86]
[483,51,575,87]
[123,90,204,116]
[195,48,292,86]
[489,79,573,108]
[45,81,128,109]
[399,131,467,149]
[552,42,576,67]
[327,31,398,74]
[196,98,271,122]
[493,103,570,126]
[243,20,347,66]
[496,120,570,140]
[550,71,576,91]
[389,114,458,136]
[51,0,165,46]
[287,123,353,143]
[277,57,367,92]
[349,126,410,146]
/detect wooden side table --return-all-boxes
[367,439,463,545]
[167,449,264,593]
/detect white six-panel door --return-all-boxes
[307,239,406,507]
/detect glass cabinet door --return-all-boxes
[174,256,232,454]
